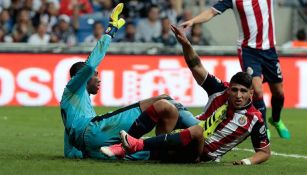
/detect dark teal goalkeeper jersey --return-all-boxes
[60,35,111,152]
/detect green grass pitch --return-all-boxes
[0,107,307,175]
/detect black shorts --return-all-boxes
[238,47,283,83]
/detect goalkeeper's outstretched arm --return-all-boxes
[66,3,126,92]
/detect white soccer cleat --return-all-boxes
[100,143,126,158]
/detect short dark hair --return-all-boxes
[230,72,253,88]
[70,61,86,77]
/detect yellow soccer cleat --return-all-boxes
[199,104,227,138]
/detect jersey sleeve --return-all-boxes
[200,73,229,96]
[64,131,83,158]
[66,35,112,93]
[86,34,112,68]
[212,0,233,14]
[250,120,270,150]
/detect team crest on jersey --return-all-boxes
[235,114,247,127]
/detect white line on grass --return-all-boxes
[233,148,307,159]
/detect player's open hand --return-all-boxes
[233,160,244,165]
[179,20,194,29]
[233,159,252,165]
[170,24,190,46]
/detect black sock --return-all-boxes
[271,95,284,122]
[253,98,267,128]
[128,105,158,138]
[143,129,191,150]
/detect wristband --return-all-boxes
[241,158,252,165]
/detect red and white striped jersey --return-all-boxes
[197,74,270,160]
[212,0,276,50]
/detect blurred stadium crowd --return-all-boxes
[0,0,306,46]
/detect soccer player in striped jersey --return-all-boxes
[180,0,290,139]
[104,25,271,165]
[61,3,199,160]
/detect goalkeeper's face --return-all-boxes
[227,83,253,109]
[87,71,100,95]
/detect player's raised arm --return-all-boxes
[66,3,125,93]
[179,8,217,29]
[179,0,233,29]
[170,25,208,85]
[86,3,125,69]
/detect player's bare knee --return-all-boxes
[157,94,170,99]
[154,99,177,116]
[154,99,173,112]
[189,125,204,140]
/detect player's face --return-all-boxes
[87,71,100,95]
[227,83,253,109]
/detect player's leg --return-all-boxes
[121,125,205,163]
[268,82,290,139]
[139,94,199,129]
[86,103,151,159]
[239,47,268,133]
[252,77,268,127]
[100,98,179,158]
[100,95,198,158]
[128,98,179,138]
[142,95,200,128]
[128,94,199,137]
[138,94,170,110]
[166,97,200,128]
[269,82,284,123]
[262,48,290,139]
